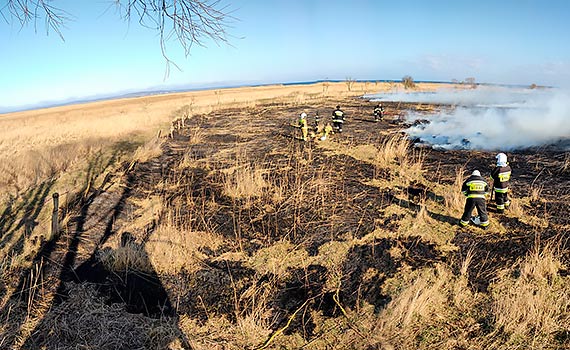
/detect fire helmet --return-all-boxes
[472,170,481,176]
[300,112,307,119]
[496,153,507,166]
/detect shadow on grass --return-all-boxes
[13,153,192,349]
[340,236,443,313]
[0,179,55,258]
[0,141,151,349]
[391,194,458,226]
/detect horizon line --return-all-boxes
[0,78,534,115]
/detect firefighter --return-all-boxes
[299,112,309,141]
[332,105,345,133]
[459,169,490,228]
[320,123,333,141]
[491,152,512,213]
[373,103,384,122]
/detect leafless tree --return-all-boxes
[345,77,355,92]
[402,75,415,89]
[1,0,234,75]
[322,80,329,95]
[464,77,476,88]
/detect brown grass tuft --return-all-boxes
[25,283,185,350]
[132,137,164,163]
[375,134,410,169]
[223,163,268,201]
[100,239,154,273]
[146,223,224,275]
[188,127,205,145]
[443,166,465,215]
[560,153,570,173]
[490,241,570,345]
[506,196,525,217]
[530,185,543,203]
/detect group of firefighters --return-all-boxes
[295,103,385,142]
[296,105,344,142]
[294,103,511,231]
[460,152,512,229]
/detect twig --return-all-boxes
[255,297,313,350]
[332,288,368,341]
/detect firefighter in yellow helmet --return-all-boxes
[299,112,309,141]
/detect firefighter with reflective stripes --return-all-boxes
[459,170,490,228]
[299,112,309,141]
[491,152,512,213]
[373,103,384,122]
[332,105,345,132]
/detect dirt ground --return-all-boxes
[1,93,569,349]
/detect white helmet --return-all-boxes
[472,170,481,176]
[496,153,507,166]
[300,112,307,119]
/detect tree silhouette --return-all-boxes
[345,77,355,92]
[402,75,415,89]
[465,77,477,88]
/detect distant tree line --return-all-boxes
[451,77,477,88]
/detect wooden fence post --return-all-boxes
[51,193,59,236]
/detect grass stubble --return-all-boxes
[1,81,569,350]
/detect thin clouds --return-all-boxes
[420,54,484,72]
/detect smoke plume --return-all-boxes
[368,87,570,151]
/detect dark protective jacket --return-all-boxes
[461,174,489,198]
[374,106,384,117]
[491,165,512,192]
[332,108,345,123]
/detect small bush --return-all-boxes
[402,75,416,89]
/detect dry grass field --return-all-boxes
[1,81,569,350]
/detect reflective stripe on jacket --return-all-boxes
[332,109,344,123]
[461,175,489,198]
[491,165,511,190]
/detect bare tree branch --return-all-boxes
[1,0,234,74]
[1,0,70,39]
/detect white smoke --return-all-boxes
[367,87,570,151]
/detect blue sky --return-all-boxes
[1,0,569,111]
